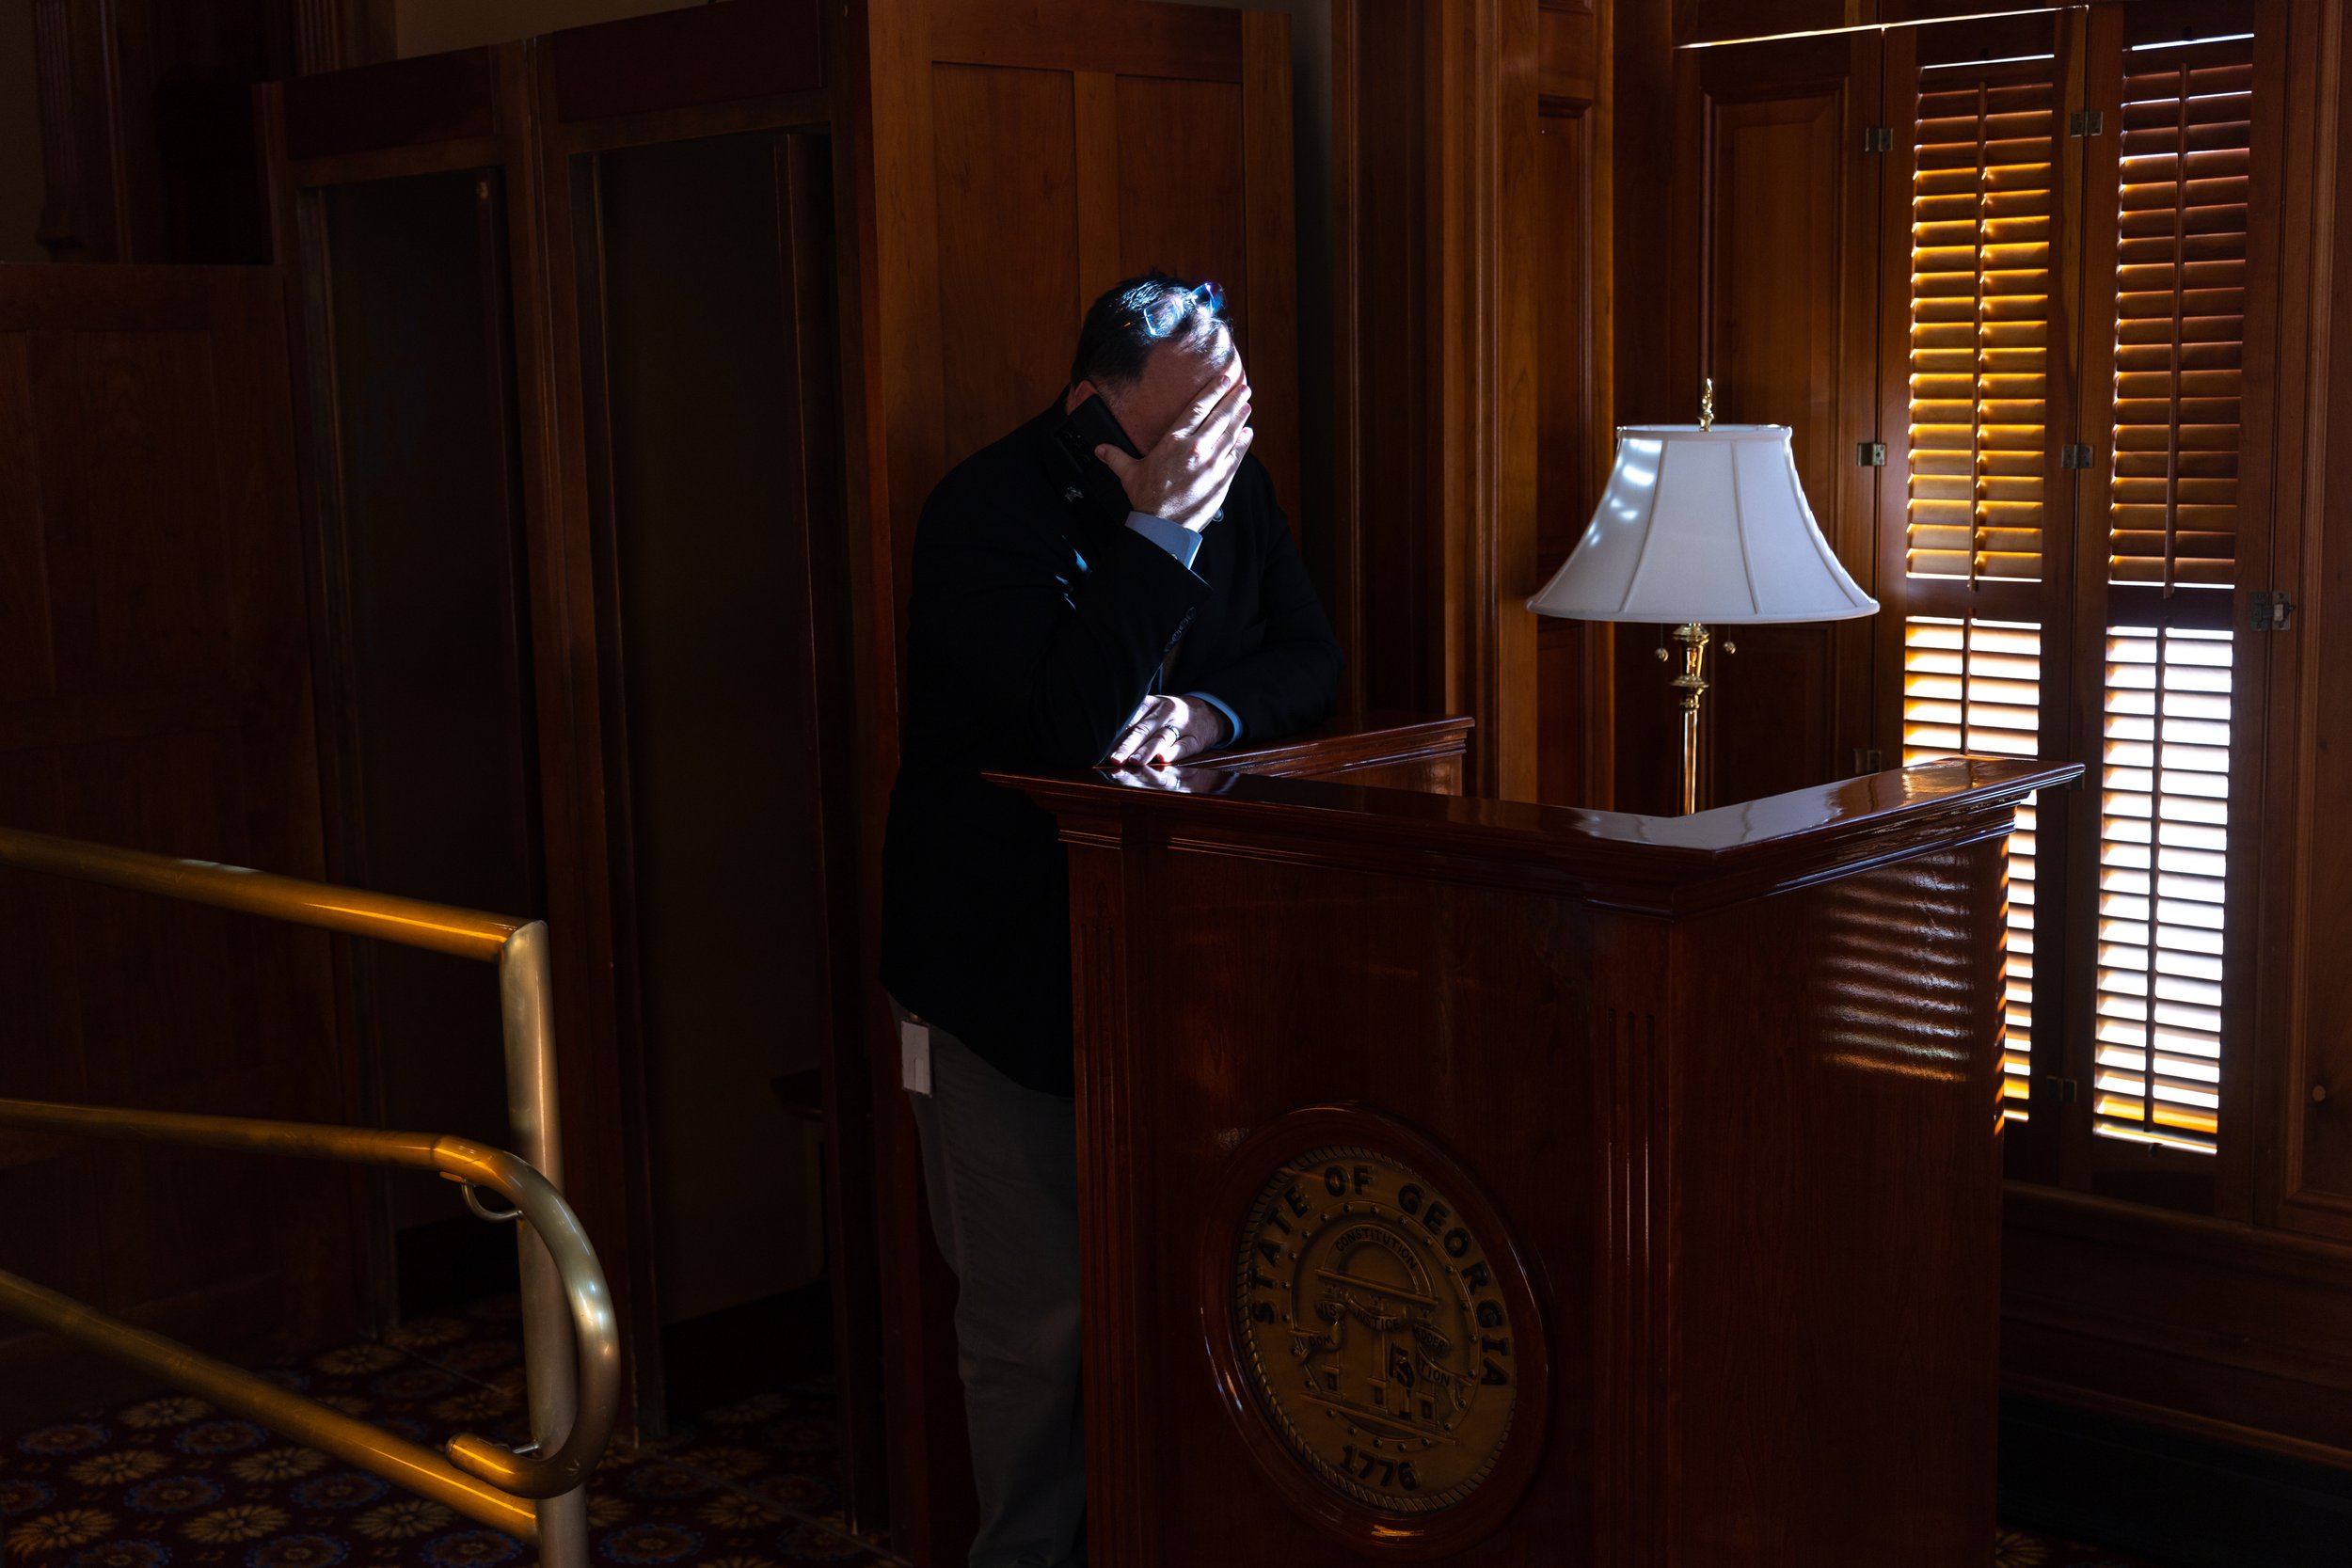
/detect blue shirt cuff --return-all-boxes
[1125,511,1201,571]
[1188,691,1243,746]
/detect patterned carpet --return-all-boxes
[1997,1528,2166,1568]
[0,1295,2156,1568]
[0,1296,896,1568]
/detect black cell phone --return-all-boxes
[1053,392,1141,476]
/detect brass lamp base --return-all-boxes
[1672,620,1710,816]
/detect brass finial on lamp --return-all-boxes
[1527,386,1878,815]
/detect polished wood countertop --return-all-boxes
[993,753,2082,917]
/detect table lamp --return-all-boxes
[1527,382,1879,814]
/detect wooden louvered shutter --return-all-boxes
[1867,3,2267,1180]
[1900,616,2043,1117]
[1905,56,2062,585]
[1879,13,2075,1132]
[2077,23,2257,1156]
[2106,39,2251,591]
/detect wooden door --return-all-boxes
[521,0,885,1511]
[531,0,878,1513]
[1652,29,1883,813]
[565,117,850,1392]
[0,265,352,1423]
[847,5,1300,1560]
[264,46,556,1324]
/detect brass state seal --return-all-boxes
[1232,1144,1519,1514]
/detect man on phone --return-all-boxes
[882,273,1342,1567]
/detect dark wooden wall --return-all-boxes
[0,266,354,1424]
[29,0,2352,1546]
[27,0,389,264]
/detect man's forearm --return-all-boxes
[1003,527,1212,768]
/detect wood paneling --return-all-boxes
[1534,0,1613,808]
[30,0,282,263]
[912,43,1293,508]
[0,265,348,1424]
[1336,0,1565,802]
[280,49,499,162]
[542,0,820,122]
[1646,30,1881,815]
[293,0,396,75]
[929,63,1079,467]
[2006,1184,2352,1465]
[1675,0,2074,45]
[1333,0,1436,720]
[1675,0,1851,47]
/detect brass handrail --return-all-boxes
[0,828,596,1566]
[0,827,523,958]
[0,1101,618,1507]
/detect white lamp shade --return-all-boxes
[1526,423,1879,625]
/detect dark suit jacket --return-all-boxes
[881,404,1343,1094]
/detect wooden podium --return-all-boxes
[999,737,2074,1567]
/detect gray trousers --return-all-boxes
[901,1013,1087,1568]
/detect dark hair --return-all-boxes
[1069,269,1225,389]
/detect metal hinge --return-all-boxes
[1862,125,1893,153]
[2059,443,2095,470]
[2249,590,2296,631]
[2043,1075,2079,1103]
[2069,109,2105,137]
[1857,440,1887,467]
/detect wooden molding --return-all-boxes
[293,0,396,75]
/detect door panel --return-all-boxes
[582,126,837,1331]
[310,166,545,1258]
[930,64,1083,468]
